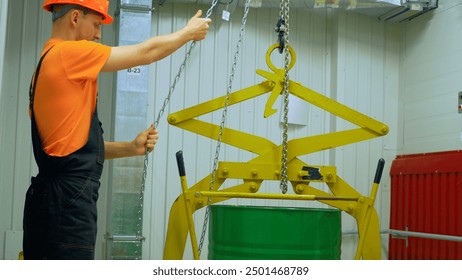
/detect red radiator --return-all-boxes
[389,150,462,260]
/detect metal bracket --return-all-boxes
[301,166,323,181]
[458,91,462,113]
[104,233,146,243]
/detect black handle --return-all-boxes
[373,158,385,184]
[176,150,186,177]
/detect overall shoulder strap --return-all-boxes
[29,47,54,112]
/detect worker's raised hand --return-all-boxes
[185,10,212,41]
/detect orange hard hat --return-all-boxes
[43,0,113,24]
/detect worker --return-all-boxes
[23,0,212,260]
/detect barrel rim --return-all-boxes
[210,204,341,213]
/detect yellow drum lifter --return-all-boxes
[164,44,388,260]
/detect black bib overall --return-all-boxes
[23,47,105,260]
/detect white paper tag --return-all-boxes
[222,10,230,21]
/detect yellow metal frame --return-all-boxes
[163,44,389,260]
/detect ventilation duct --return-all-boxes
[158,0,439,22]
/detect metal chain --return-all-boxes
[279,0,290,194]
[197,0,252,257]
[134,0,220,259]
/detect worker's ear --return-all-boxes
[70,9,80,25]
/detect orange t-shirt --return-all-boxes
[34,38,111,156]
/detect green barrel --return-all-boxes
[208,205,341,260]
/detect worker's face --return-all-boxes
[75,10,103,41]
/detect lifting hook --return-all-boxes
[275,17,286,54]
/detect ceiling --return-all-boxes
[158,0,439,22]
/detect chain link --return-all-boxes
[134,0,220,259]
[279,0,290,194]
[197,0,252,257]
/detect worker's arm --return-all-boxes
[104,125,158,160]
[101,10,211,72]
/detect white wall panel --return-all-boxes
[0,0,43,260]
[334,11,400,259]
[401,0,462,154]
[0,0,8,119]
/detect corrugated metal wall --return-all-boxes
[389,151,462,259]
[0,1,400,259]
[0,0,7,105]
